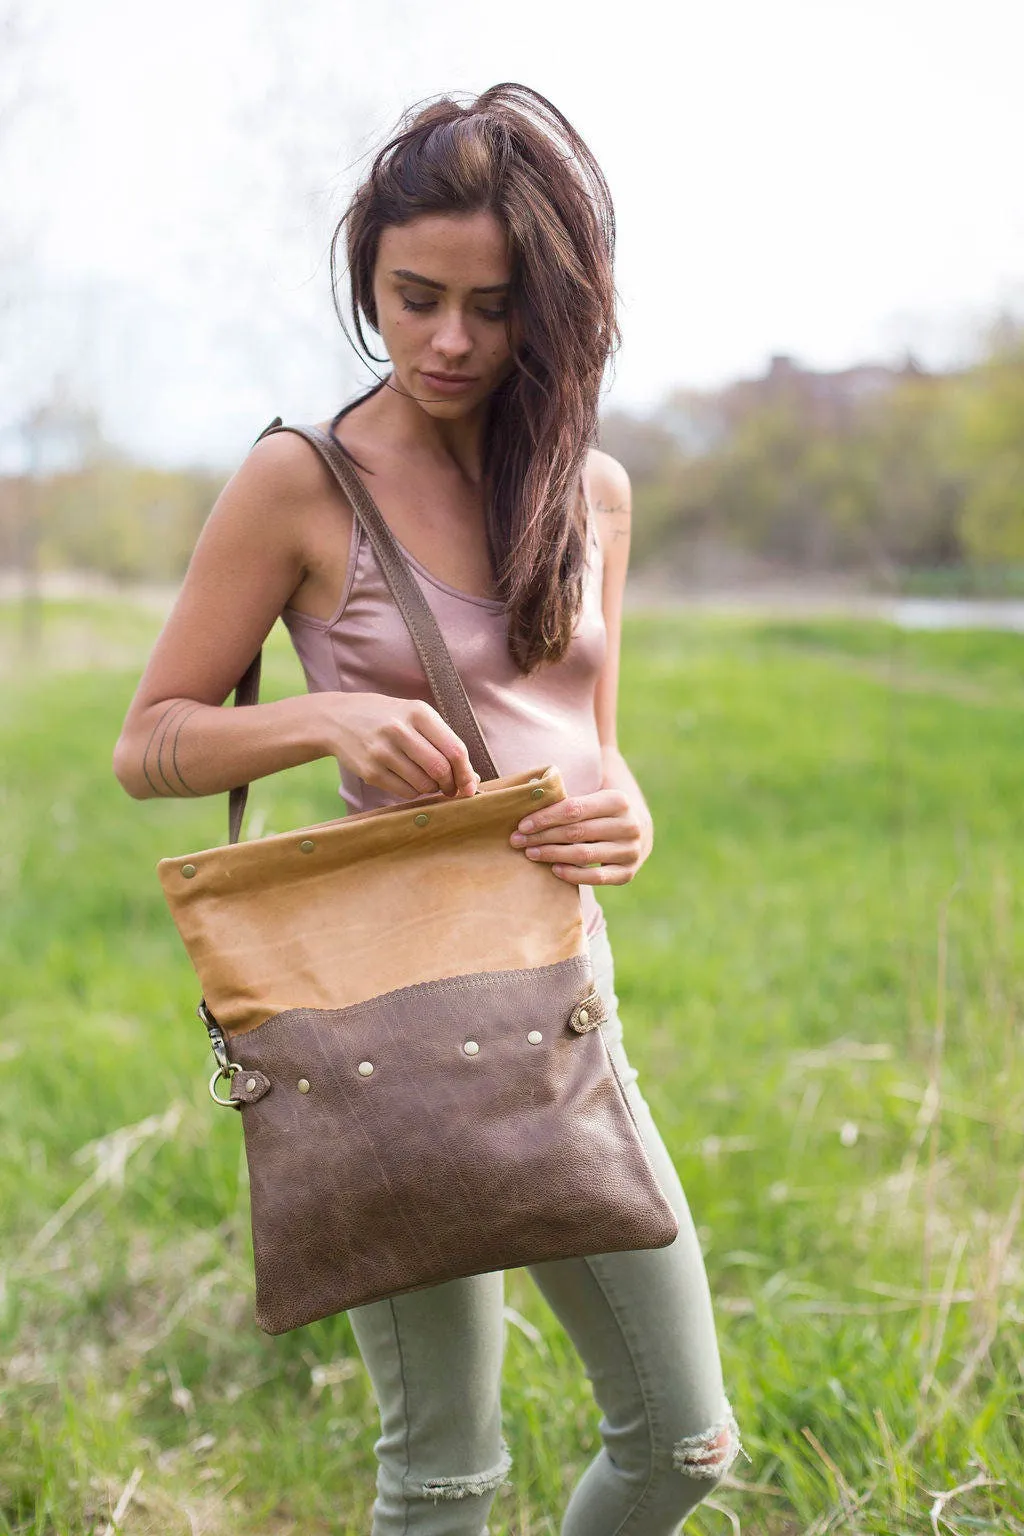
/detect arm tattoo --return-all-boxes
[141,702,184,796]
[594,496,630,543]
[167,705,202,796]
[142,701,201,797]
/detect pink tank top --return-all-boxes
[281,461,609,940]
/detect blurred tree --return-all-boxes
[595,334,1024,589]
[946,316,1024,564]
[38,458,223,584]
[596,409,696,564]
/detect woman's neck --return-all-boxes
[349,371,490,486]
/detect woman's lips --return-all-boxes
[420,372,478,395]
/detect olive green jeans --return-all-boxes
[347,924,741,1534]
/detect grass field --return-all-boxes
[1,601,1021,1534]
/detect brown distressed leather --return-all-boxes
[230,1068,272,1104]
[154,416,680,1335]
[226,955,678,1333]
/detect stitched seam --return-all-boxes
[235,952,594,1041]
[581,1254,662,1536]
[328,521,364,695]
[581,923,663,1536]
[587,928,618,1008]
[331,504,364,628]
[385,534,506,611]
[389,1297,412,1536]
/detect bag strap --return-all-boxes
[226,416,500,844]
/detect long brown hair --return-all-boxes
[328,82,620,675]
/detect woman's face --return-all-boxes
[372,210,516,416]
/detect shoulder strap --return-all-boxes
[226,416,500,844]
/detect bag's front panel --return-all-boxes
[228,956,679,1334]
[159,766,587,1037]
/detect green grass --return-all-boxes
[1,605,1022,1534]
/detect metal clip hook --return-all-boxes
[197,998,243,1109]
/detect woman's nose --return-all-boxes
[432,308,472,359]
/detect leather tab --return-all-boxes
[230,1068,272,1104]
[568,990,607,1033]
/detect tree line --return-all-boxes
[599,315,1024,588]
[1,317,1022,591]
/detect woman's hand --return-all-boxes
[508,788,652,885]
[317,691,480,801]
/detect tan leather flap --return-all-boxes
[158,764,587,1035]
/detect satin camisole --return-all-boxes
[281,456,609,940]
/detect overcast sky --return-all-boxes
[5,0,1024,469]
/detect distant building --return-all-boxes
[654,350,949,452]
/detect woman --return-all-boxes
[114,82,740,1535]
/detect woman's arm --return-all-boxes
[112,431,332,800]
[112,432,478,804]
[506,451,653,884]
[591,451,655,866]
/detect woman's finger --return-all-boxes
[372,742,447,798]
[407,706,478,797]
[523,840,633,867]
[513,789,629,832]
[367,762,437,799]
[511,817,635,849]
[549,860,633,886]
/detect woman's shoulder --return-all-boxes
[584,447,631,506]
[195,424,336,571]
[227,418,357,625]
[243,420,350,501]
[254,417,359,620]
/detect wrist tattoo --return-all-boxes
[142,701,201,797]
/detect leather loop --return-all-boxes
[568,989,607,1033]
[230,1068,272,1104]
[226,415,500,845]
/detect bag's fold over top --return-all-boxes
[157,763,588,1036]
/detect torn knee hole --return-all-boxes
[420,1444,512,1502]
[672,1404,741,1481]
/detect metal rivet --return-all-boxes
[299,839,315,853]
[578,1008,590,1025]
[463,1040,480,1056]
[527,1030,543,1044]
[297,1078,310,1093]
[181,863,197,879]
[413,813,430,827]
[358,1061,374,1077]
[246,1077,256,1092]
[530,787,545,800]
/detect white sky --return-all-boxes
[5,0,1024,469]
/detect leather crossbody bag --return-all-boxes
[157,419,678,1334]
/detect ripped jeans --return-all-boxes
[347,923,740,1534]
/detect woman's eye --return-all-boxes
[399,296,508,323]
